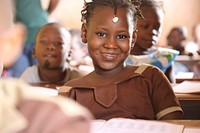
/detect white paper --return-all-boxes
[173,81,200,93]
[29,86,58,96]
[90,118,184,133]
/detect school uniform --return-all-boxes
[59,64,182,120]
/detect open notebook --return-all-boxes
[90,118,184,133]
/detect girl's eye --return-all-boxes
[117,34,128,39]
[96,32,106,38]
[39,40,48,45]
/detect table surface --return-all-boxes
[176,78,200,83]
[175,93,200,100]
[164,120,200,128]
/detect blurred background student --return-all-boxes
[167,26,189,55]
[20,23,84,84]
[129,0,178,83]
[166,26,190,74]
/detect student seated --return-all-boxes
[167,26,189,55]
[166,26,190,74]
[20,22,84,83]
[0,78,92,133]
[58,0,183,120]
[129,0,178,83]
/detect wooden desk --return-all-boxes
[176,93,200,100]
[164,120,200,128]
[175,93,200,120]
[176,78,200,83]
[164,120,200,133]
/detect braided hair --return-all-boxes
[140,0,164,13]
[81,0,143,30]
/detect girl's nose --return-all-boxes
[104,37,117,49]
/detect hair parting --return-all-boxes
[81,0,143,26]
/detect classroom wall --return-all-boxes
[50,0,200,46]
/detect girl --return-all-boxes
[129,0,177,83]
[59,0,183,120]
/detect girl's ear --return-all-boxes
[81,23,87,43]
[131,30,137,49]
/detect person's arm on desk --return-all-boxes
[160,112,183,120]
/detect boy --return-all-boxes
[20,22,83,83]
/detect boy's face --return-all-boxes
[136,7,163,51]
[34,24,70,69]
[82,7,135,71]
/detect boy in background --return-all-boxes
[20,22,84,83]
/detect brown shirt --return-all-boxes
[59,64,182,120]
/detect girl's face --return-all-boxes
[34,24,70,69]
[136,6,163,52]
[82,6,136,73]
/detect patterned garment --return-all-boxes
[126,48,180,72]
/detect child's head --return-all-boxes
[131,0,164,54]
[33,22,71,70]
[167,26,188,48]
[80,0,141,72]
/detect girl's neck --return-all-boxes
[94,63,126,76]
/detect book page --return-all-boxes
[90,120,106,133]
[91,118,184,133]
[173,81,200,94]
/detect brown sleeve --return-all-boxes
[58,86,72,97]
[149,66,182,119]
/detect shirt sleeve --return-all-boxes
[150,66,183,119]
